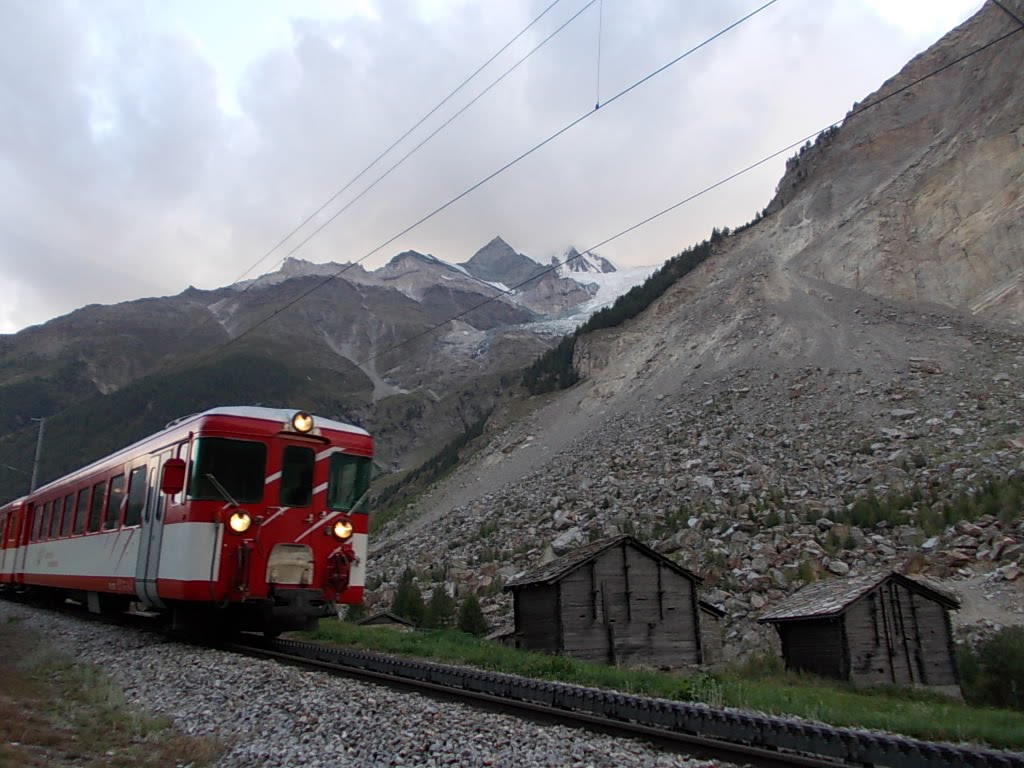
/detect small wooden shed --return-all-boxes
[759,571,961,695]
[504,535,704,668]
[698,600,726,664]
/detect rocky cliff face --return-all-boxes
[768,1,1024,320]
[370,3,1024,653]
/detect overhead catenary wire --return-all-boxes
[222,0,782,349]
[345,15,1024,372]
[992,0,1024,27]
[227,0,566,291]
[595,0,604,109]
[255,0,601,297]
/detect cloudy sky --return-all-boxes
[0,0,983,334]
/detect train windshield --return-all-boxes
[189,438,266,503]
[327,454,371,511]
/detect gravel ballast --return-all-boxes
[0,602,729,768]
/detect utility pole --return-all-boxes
[29,417,45,493]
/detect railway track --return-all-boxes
[225,636,1024,768]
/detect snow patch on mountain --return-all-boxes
[515,263,660,335]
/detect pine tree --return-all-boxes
[391,568,425,626]
[457,595,489,637]
[423,586,456,629]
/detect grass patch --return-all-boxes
[305,620,1024,750]
[0,620,223,767]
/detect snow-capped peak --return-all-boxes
[552,248,617,276]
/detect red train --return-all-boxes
[0,406,372,635]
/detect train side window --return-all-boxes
[31,505,44,542]
[40,501,52,541]
[104,474,125,530]
[60,494,74,537]
[279,446,314,507]
[87,481,107,533]
[124,466,147,527]
[73,489,89,535]
[49,498,63,539]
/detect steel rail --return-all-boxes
[225,636,1024,768]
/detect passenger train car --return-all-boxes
[0,406,372,635]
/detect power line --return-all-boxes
[252,0,601,296]
[594,0,604,109]
[223,0,782,348]
[992,0,1024,28]
[227,0,566,292]
[345,16,1024,372]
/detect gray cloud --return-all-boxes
[0,0,981,332]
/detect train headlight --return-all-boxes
[332,518,354,541]
[228,510,252,534]
[291,411,314,433]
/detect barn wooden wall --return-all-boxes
[513,584,559,652]
[556,543,700,667]
[699,609,724,664]
[844,583,958,687]
[778,618,845,678]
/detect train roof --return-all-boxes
[171,406,370,437]
[28,406,370,498]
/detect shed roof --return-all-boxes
[698,600,726,618]
[758,570,960,624]
[357,610,415,627]
[504,535,701,590]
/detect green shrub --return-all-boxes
[961,627,1024,710]
[457,595,489,637]
[391,568,425,626]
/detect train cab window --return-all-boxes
[327,454,371,511]
[49,498,63,539]
[189,438,266,504]
[87,481,107,533]
[104,474,125,530]
[73,489,89,535]
[124,466,147,527]
[60,494,74,537]
[279,446,314,507]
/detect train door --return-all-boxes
[13,503,33,583]
[135,451,171,609]
[0,509,11,579]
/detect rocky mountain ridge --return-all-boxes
[0,236,634,501]
[367,2,1024,655]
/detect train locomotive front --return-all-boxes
[0,406,373,636]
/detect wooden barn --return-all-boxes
[504,535,704,668]
[698,600,726,664]
[759,571,961,695]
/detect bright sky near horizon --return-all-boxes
[0,0,984,334]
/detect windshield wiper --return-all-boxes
[206,473,240,508]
